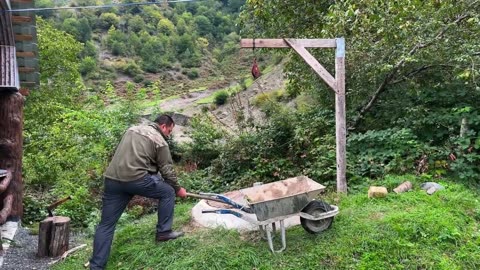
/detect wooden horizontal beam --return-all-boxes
[18,66,36,73]
[11,0,34,3]
[14,34,33,41]
[16,51,35,57]
[20,81,37,87]
[240,39,337,48]
[12,16,32,24]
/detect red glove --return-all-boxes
[176,187,187,198]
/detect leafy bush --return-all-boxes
[348,128,422,178]
[214,90,229,105]
[79,56,97,75]
[181,116,226,169]
[186,68,199,79]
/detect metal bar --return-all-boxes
[186,193,226,204]
[190,192,253,213]
[266,220,287,253]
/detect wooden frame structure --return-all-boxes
[240,38,347,193]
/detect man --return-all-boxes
[89,114,187,270]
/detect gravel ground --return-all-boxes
[2,225,85,270]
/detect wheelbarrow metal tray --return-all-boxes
[241,176,325,221]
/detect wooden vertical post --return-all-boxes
[335,38,347,193]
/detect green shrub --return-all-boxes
[79,56,97,75]
[120,61,143,77]
[181,116,226,169]
[348,128,422,178]
[186,68,199,79]
[214,90,229,105]
[133,74,144,83]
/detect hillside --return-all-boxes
[159,63,286,143]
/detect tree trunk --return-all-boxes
[0,91,24,224]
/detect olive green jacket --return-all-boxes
[104,123,180,192]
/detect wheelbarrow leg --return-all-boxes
[266,220,286,253]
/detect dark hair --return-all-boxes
[154,114,175,126]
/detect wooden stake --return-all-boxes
[335,38,347,193]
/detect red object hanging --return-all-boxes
[251,58,261,79]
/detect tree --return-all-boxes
[241,0,480,131]
[127,15,146,33]
[194,15,213,36]
[157,18,175,35]
[98,12,120,30]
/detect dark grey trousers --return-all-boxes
[89,174,175,270]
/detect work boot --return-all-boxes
[156,231,184,242]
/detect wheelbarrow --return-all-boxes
[187,176,339,253]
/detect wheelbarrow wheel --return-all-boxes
[300,200,334,234]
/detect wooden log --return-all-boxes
[12,16,32,24]
[393,181,413,194]
[16,51,35,58]
[37,216,71,257]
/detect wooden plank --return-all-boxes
[14,34,33,41]
[11,0,34,3]
[20,81,37,87]
[241,39,337,48]
[12,15,32,24]
[284,38,337,91]
[16,51,35,57]
[18,66,35,73]
[335,38,347,193]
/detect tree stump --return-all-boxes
[37,216,70,257]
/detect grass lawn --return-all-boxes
[52,175,480,269]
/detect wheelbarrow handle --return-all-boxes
[186,192,253,214]
[202,209,243,218]
[186,193,226,204]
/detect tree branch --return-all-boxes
[348,6,476,130]
[391,64,455,85]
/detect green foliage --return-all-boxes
[182,115,226,169]
[119,60,142,77]
[79,56,97,75]
[98,12,120,30]
[24,19,141,226]
[22,194,48,226]
[184,68,199,79]
[348,128,422,178]
[213,90,229,105]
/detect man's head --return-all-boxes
[154,114,175,137]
